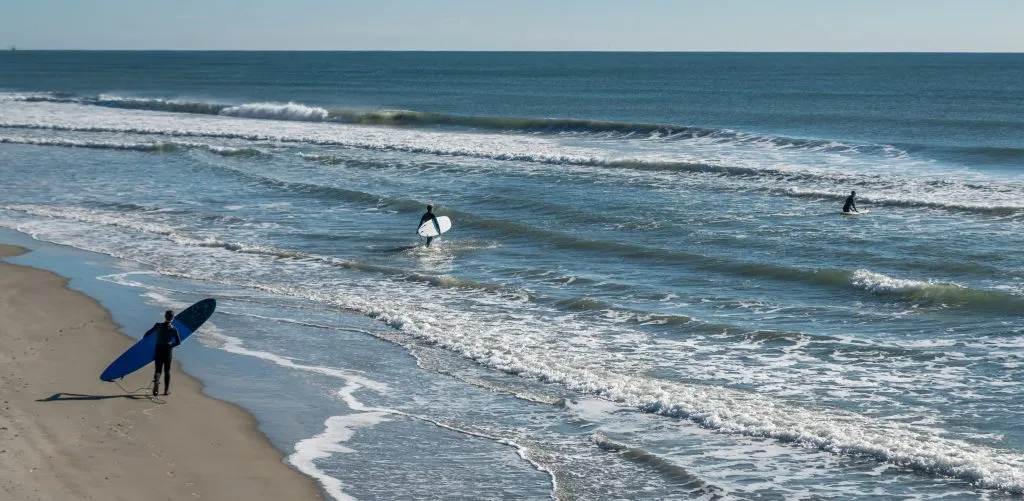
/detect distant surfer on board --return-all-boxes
[143,310,181,396]
[419,204,440,247]
[843,191,859,214]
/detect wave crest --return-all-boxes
[850,269,1024,311]
[220,102,330,121]
[94,95,227,115]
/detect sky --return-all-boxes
[2,0,1023,51]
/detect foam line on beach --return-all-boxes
[290,409,389,501]
[135,292,395,501]
[121,285,559,499]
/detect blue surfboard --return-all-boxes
[100,298,217,381]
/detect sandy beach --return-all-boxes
[0,244,322,501]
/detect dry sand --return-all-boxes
[0,244,322,500]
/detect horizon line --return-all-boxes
[4,48,1024,54]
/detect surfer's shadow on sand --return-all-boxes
[36,392,166,404]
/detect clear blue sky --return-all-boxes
[4,0,1023,51]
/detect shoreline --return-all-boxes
[0,244,323,500]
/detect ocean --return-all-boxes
[1,51,1022,499]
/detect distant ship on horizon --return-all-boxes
[9,45,14,51]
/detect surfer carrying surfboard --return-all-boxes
[143,310,181,396]
[419,204,440,247]
[843,191,859,213]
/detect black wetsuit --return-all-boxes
[843,195,857,213]
[144,322,180,394]
[419,212,439,246]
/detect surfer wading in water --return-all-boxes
[144,310,180,396]
[843,190,859,213]
[419,204,440,247]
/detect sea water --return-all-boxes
[1,52,1023,499]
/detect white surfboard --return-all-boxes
[417,216,452,237]
[842,209,869,215]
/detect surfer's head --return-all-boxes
[851,191,856,196]
[426,204,434,213]
[164,310,174,322]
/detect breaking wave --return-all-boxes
[740,264,1024,312]
[4,92,905,155]
[0,135,265,157]
[848,269,1024,311]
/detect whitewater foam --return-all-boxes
[289,413,389,501]
[851,269,947,294]
[4,97,1022,214]
[0,135,265,156]
[220,102,330,122]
